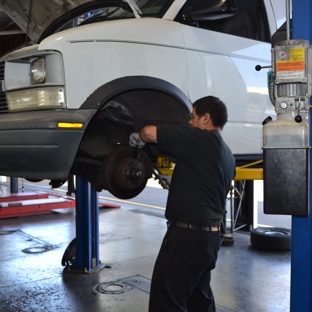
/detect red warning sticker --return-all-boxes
[277,61,304,72]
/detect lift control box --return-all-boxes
[263,40,311,216]
[273,40,312,115]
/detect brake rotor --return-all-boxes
[99,147,152,199]
[115,157,146,190]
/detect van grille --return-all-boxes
[0,61,9,113]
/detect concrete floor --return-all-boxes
[0,179,290,312]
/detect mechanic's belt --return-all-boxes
[171,220,220,232]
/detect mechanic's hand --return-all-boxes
[129,132,145,148]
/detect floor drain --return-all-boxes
[95,275,151,295]
[95,282,131,294]
[22,245,55,254]
[95,275,236,311]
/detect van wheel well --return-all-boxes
[71,87,191,198]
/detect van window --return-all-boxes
[175,0,270,43]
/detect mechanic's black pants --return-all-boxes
[149,224,221,312]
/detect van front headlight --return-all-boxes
[30,57,46,85]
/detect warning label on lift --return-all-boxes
[276,47,305,80]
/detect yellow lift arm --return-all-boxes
[156,157,263,181]
[234,160,263,181]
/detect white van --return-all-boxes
[0,0,285,198]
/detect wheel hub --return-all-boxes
[115,157,146,190]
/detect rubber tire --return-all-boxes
[250,227,291,251]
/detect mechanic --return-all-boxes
[129,95,235,312]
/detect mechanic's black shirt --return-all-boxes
[157,125,235,225]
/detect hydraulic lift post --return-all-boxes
[71,175,103,272]
[10,177,18,193]
[291,0,312,310]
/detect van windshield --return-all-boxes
[80,0,174,25]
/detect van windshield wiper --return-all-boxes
[123,0,142,18]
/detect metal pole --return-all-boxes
[71,176,102,272]
[10,177,18,193]
[286,0,291,41]
[73,176,91,270]
[291,0,312,311]
[91,184,100,268]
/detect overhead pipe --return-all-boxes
[0,30,24,36]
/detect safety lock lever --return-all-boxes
[294,98,304,123]
[255,65,271,71]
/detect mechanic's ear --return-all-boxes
[203,113,210,124]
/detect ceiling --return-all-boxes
[0,8,25,57]
[0,9,20,33]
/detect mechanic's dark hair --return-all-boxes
[192,96,228,130]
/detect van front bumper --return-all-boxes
[0,109,96,180]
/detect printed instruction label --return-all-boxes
[276,47,305,80]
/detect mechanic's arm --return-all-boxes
[129,125,157,148]
[140,125,157,143]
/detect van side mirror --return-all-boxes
[187,0,238,21]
